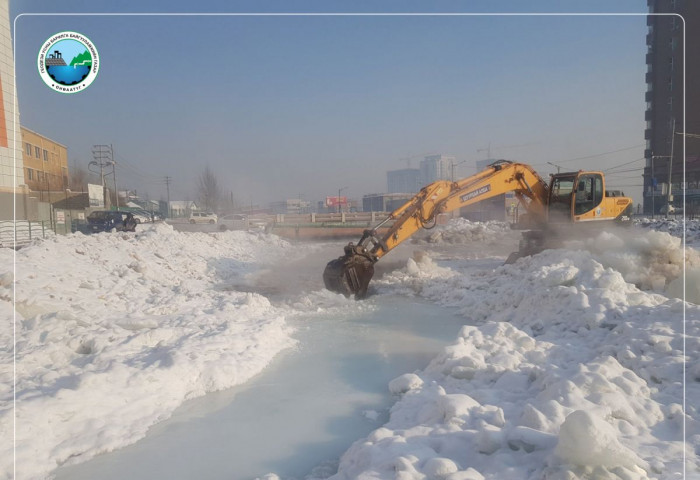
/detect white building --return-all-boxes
[169,200,198,217]
[420,154,455,184]
[0,1,26,219]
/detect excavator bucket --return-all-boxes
[323,246,375,299]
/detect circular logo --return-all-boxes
[38,32,99,94]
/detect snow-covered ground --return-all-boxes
[323,219,699,480]
[1,224,297,480]
[2,218,698,480]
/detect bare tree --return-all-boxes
[197,165,221,213]
[69,164,89,192]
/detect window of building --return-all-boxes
[26,168,33,180]
[43,149,48,162]
[25,143,31,156]
[37,171,43,181]
[35,146,40,158]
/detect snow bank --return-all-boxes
[0,224,296,480]
[636,217,700,246]
[412,219,512,247]
[563,227,699,298]
[333,245,698,479]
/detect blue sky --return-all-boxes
[10,1,650,207]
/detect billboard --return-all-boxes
[88,183,104,207]
[325,196,347,207]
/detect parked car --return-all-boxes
[189,212,218,224]
[131,209,157,223]
[86,211,137,233]
[218,214,249,231]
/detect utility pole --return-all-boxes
[547,162,563,174]
[88,145,109,208]
[110,144,119,209]
[91,145,115,208]
[164,176,172,219]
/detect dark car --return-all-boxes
[86,211,137,233]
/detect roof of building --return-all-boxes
[20,126,68,149]
[51,193,89,210]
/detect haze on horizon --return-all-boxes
[12,2,649,209]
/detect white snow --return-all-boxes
[3,218,699,480]
[1,224,296,480]
[328,219,699,480]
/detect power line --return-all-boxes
[113,152,163,180]
[603,166,644,175]
[533,144,645,166]
[604,174,644,180]
[603,157,645,172]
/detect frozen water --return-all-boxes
[53,296,468,480]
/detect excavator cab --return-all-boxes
[548,171,630,224]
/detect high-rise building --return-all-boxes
[420,154,455,185]
[387,168,420,193]
[0,1,25,219]
[643,0,700,214]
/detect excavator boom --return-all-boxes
[323,161,550,297]
[323,160,633,298]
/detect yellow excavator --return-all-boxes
[323,160,633,298]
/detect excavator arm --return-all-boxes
[323,161,549,298]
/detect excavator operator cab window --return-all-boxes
[574,173,603,215]
[548,176,575,222]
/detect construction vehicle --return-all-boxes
[323,160,633,298]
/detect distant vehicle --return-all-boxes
[218,214,249,231]
[189,212,218,224]
[86,210,137,233]
[131,209,154,224]
[249,216,271,231]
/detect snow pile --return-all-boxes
[563,228,700,298]
[0,224,296,480]
[636,217,700,246]
[334,249,698,479]
[412,219,513,247]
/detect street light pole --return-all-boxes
[110,144,119,210]
[338,186,347,213]
[667,118,676,217]
[450,159,468,181]
[651,155,672,219]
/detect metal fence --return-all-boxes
[0,220,54,249]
